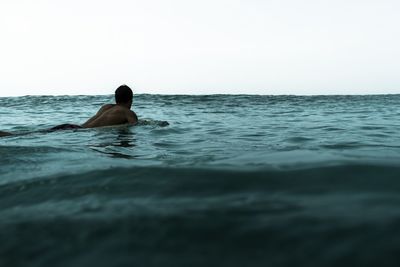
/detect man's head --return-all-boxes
[115,85,133,107]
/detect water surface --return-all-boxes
[1,94,400,266]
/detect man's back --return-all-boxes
[82,104,138,128]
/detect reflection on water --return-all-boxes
[89,127,137,159]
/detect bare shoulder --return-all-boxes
[129,110,138,118]
[126,109,138,123]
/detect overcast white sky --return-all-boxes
[1,0,400,96]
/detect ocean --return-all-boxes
[1,94,400,267]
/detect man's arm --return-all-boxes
[82,104,113,127]
[126,110,138,125]
[0,131,12,137]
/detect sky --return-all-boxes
[1,0,400,96]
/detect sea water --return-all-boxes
[1,94,400,266]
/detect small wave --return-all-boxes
[0,145,70,155]
[360,125,386,130]
[137,119,169,127]
[2,163,400,201]
[1,163,400,266]
[285,136,314,143]
[321,142,364,150]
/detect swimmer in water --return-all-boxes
[1,85,138,135]
[52,84,138,130]
[84,85,138,128]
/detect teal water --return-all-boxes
[1,94,400,266]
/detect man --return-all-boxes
[82,84,138,128]
[51,85,138,130]
[1,85,138,136]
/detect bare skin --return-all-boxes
[82,102,138,128]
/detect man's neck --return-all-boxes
[117,102,131,109]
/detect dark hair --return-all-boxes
[115,85,133,104]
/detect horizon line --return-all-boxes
[1,92,400,98]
